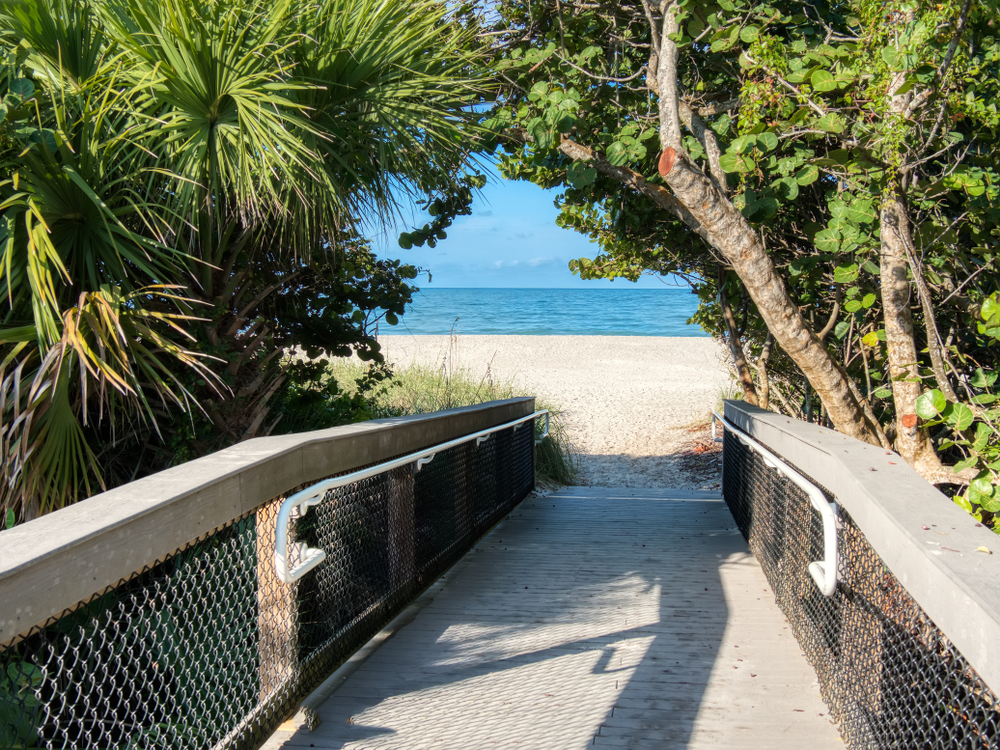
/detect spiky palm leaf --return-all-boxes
[0,0,490,522]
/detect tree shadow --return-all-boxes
[269,493,745,749]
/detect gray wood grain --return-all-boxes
[263,487,842,749]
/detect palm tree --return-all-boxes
[0,0,490,521]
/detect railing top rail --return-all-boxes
[0,397,535,645]
[723,399,1000,691]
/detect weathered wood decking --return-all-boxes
[263,487,843,749]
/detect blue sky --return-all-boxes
[368,164,670,289]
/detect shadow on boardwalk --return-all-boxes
[265,488,840,749]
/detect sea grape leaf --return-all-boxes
[970,368,998,388]
[772,176,799,200]
[757,131,778,152]
[833,263,858,283]
[915,389,946,419]
[811,70,840,92]
[943,402,975,431]
[814,228,840,253]
[568,161,597,188]
[816,113,845,133]
[796,165,819,185]
[719,153,753,173]
[954,456,979,473]
[9,78,33,101]
[605,141,629,165]
[847,200,876,224]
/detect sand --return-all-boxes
[376,335,731,489]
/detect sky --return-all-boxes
[367,163,671,289]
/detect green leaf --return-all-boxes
[816,113,845,133]
[772,176,799,200]
[740,190,779,220]
[833,262,858,283]
[973,422,992,451]
[954,493,975,513]
[719,153,753,173]
[605,141,629,166]
[970,368,998,389]
[862,293,877,308]
[916,389,947,419]
[567,161,598,188]
[756,131,778,152]
[811,70,839,92]
[398,233,413,250]
[814,228,840,253]
[979,294,1000,339]
[734,135,759,154]
[796,165,819,185]
[843,299,861,312]
[943,403,975,431]
[873,386,893,399]
[3,509,12,530]
[9,78,34,101]
[954,456,979,473]
[740,25,759,43]
[847,200,876,224]
[971,475,995,499]
[979,492,1000,514]
[528,81,548,100]
[385,312,399,326]
[880,47,898,67]
[30,129,57,152]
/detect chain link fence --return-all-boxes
[723,432,1000,749]
[0,419,535,750]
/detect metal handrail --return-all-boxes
[274,409,550,584]
[714,411,839,597]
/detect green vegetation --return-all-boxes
[481,0,1000,527]
[314,357,577,487]
[0,0,491,522]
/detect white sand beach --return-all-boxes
[376,335,732,488]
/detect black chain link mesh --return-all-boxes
[723,432,1000,749]
[0,421,535,750]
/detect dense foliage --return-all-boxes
[0,0,489,521]
[484,0,1000,524]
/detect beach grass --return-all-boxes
[325,357,577,486]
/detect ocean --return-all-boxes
[386,287,707,337]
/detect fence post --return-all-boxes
[256,498,298,699]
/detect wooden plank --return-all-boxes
[262,488,842,750]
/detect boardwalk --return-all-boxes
[263,487,842,749]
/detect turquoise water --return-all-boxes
[389,288,707,337]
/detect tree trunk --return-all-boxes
[658,148,877,443]
[755,333,774,411]
[879,192,964,483]
[878,56,970,484]
[552,131,877,441]
[718,267,759,405]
